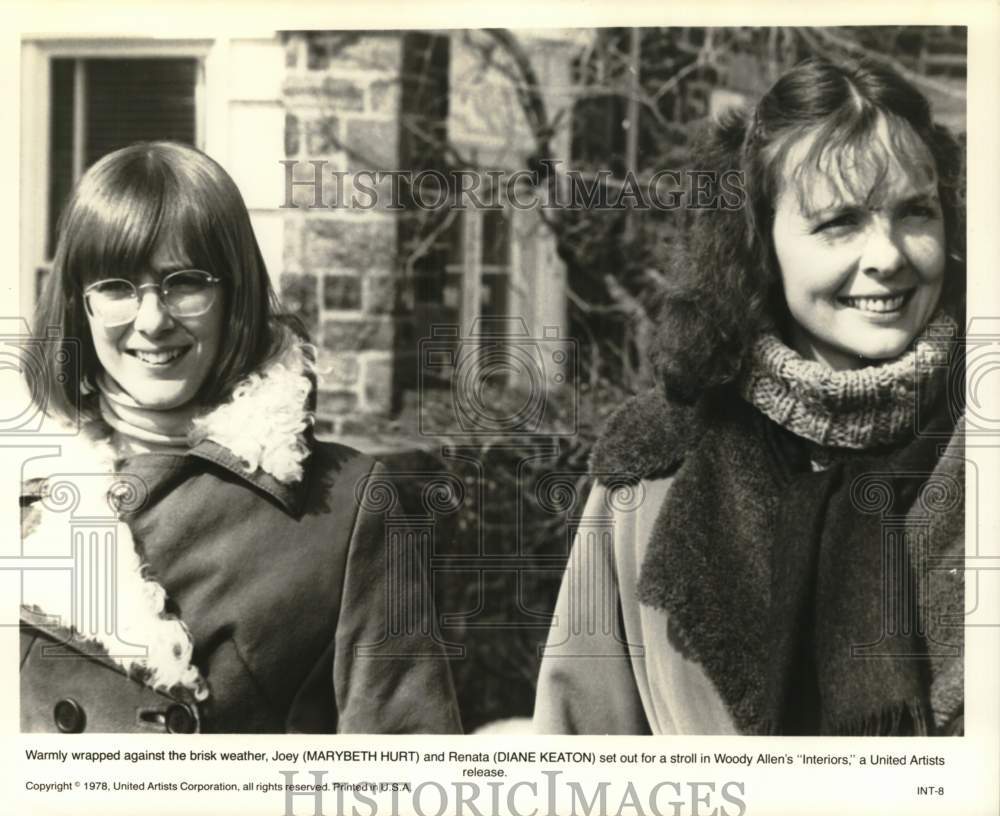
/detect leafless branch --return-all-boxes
[801,27,966,101]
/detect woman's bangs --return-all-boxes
[69,183,164,287]
[158,191,231,282]
[69,177,226,287]
[782,112,938,216]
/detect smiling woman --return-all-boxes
[534,58,966,737]
[20,142,462,734]
[85,257,224,409]
[771,117,947,370]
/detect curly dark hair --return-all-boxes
[650,57,966,402]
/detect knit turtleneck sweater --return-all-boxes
[739,312,957,451]
[97,372,196,456]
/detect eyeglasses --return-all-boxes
[84,270,222,328]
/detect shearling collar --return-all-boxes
[23,339,316,510]
[19,338,317,702]
[129,337,316,514]
[589,375,964,735]
[588,388,706,484]
[187,440,304,514]
[187,340,315,487]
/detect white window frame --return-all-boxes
[19,37,216,322]
[443,201,522,336]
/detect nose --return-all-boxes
[132,286,175,334]
[858,218,906,278]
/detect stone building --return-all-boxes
[20,29,579,433]
[20,27,966,432]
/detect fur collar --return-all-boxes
[589,369,964,734]
[588,389,705,483]
[20,339,316,702]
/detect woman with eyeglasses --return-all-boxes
[20,141,462,734]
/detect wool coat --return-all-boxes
[19,343,462,734]
[533,389,964,735]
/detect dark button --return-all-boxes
[165,704,196,734]
[54,698,86,733]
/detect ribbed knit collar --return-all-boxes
[739,312,958,450]
[97,375,195,450]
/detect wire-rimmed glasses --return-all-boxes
[84,270,222,328]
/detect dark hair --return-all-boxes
[32,141,295,420]
[651,57,966,401]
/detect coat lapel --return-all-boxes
[20,339,316,701]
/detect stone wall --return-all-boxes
[281,32,404,425]
[276,27,966,429]
[280,30,575,431]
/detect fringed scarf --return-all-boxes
[20,337,317,704]
[633,314,964,735]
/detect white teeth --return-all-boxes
[132,349,184,365]
[844,294,907,313]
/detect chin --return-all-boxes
[846,333,915,364]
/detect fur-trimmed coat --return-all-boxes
[532,390,964,735]
[19,345,462,734]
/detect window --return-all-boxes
[21,39,209,320]
[478,207,511,320]
[46,57,199,258]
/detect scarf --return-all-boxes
[740,317,956,450]
[20,336,317,702]
[622,316,964,735]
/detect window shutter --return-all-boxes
[84,58,197,165]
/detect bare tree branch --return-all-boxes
[801,27,966,100]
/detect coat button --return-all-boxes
[165,704,196,734]
[53,698,86,733]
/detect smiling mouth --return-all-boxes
[127,348,189,366]
[838,291,913,314]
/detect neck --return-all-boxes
[98,372,200,454]
[786,323,867,371]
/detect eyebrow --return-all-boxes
[152,263,198,275]
[894,191,940,208]
[803,201,862,220]
[804,187,939,220]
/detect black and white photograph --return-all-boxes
[2,2,998,815]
